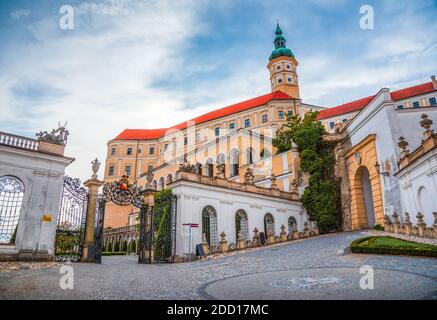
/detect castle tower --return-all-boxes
[267,23,300,99]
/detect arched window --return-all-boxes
[0,176,24,244]
[229,148,239,177]
[216,153,225,164]
[235,209,249,241]
[260,148,272,159]
[202,206,218,247]
[246,147,254,164]
[195,163,203,175]
[205,158,214,177]
[264,213,275,237]
[152,180,157,190]
[288,216,297,234]
[108,164,114,176]
[158,177,165,190]
[166,174,173,185]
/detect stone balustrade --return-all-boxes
[383,212,437,239]
[0,131,38,151]
[195,223,320,259]
[174,170,300,201]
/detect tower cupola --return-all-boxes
[267,23,300,99]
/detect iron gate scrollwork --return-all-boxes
[101,175,155,264]
[55,176,88,262]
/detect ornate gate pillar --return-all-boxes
[82,159,104,263]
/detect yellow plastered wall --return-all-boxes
[346,135,384,230]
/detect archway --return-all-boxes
[235,209,249,241]
[229,148,239,177]
[354,166,376,228]
[202,206,218,247]
[288,216,297,234]
[205,158,214,177]
[264,213,275,236]
[158,177,165,190]
[195,163,203,175]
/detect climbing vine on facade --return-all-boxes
[273,111,342,233]
[153,188,173,261]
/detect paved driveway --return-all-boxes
[1,231,436,299]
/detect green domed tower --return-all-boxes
[266,23,300,99]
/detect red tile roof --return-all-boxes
[317,82,435,120]
[114,91,292,140]
[317,95,375,120]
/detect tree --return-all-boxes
[273,111,341,233]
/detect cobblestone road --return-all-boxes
[1,231,436,300]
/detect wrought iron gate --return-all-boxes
[94,194,106,263]
[151,194,177,263]
[55,176,88,262]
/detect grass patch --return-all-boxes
[351,236,437,258]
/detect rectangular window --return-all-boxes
[184,137,188,145]
[164,143,168,151]
[276,65,281,70]
[342,118,348,123]
[278,111,284,119]
[138,149,142,154]
[108,165,114,176]
[277,78,282,84]
[215,127,220,136]
[111,147,116,155]
[397,105,404,110]
[287,77,292,83]
[125,165,131,176]
[429,97,437,106]
[329,122,335,129]
[286,64,291,69]
[412,101,420,108]
[244,119,251,128]
[149,147,155,155]
[147,165,153,172]
[287,111,293,118]
[262,114,268,123]
[229,122,235,130]
[195,131,200,141]
[127,147,132,155]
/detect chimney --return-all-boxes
[432,75,437,89]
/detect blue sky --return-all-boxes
[1,0,436,179]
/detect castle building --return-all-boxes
[103,23,437,245]
[103,24,323,228]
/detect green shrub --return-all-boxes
[273,111,341,233]
[373,224,384,231]
[350,236,437,257]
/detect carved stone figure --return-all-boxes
[36,122,69,145]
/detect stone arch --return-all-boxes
[347,135,384,230]
[195,163,203,175]
[246,147,255,164]
[288,216,297,234]
[229,148,239,177]
[166,174,173,185]
[235,209,249,241]
[201,206,218,247]
[0,175,25,244]
[158,177,165,190]
[205,158,214,177]
[216,153,226,164]
[264,213,275,236]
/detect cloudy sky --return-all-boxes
[1,0,436,181]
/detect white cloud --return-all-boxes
[1,0,208,181]
[10,9,30,20]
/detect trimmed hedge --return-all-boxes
[102,252,127,256]
[351,236,437,258]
